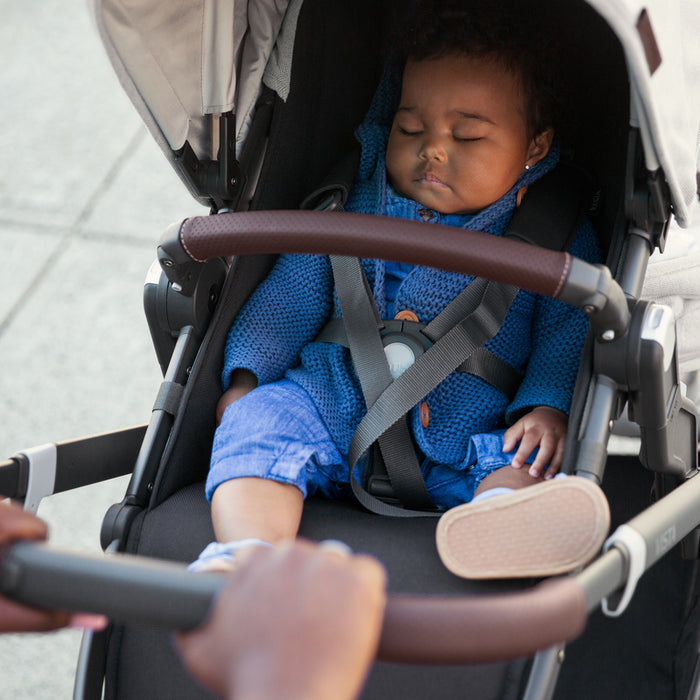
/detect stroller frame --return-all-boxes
[2,0,700,698]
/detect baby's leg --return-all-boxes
[186,478,304,572]
[192,379,341,572]
[211,477,303,545]
[472,463,544,499]
[190,477,302,573]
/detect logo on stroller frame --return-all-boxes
[655,525,677,557]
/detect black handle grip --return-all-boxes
[0,542,220,631]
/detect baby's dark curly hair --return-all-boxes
[394,0,565,139]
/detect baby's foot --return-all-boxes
[188,539,272,573]
[436,477,610,579]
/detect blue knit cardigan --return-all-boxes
[221,68,600,468]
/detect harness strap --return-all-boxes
[459,347,522,400]
[347,280,518,473]
[421,273,522,398]
[422,276,490,339]
[330,255,436,513]
[331,254,519,516]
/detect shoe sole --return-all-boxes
[435,477,610,579]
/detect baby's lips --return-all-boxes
[416,173,449,189]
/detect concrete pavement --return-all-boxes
[0,1,205,696]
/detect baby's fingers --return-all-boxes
[503,424,524,458]
[544,437,567,478]
[527,434,557,478]
[511,431,541,471]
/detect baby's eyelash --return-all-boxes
[394,125,482,142]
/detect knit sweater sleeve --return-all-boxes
[221,254,334,390]
[506,217,601,421]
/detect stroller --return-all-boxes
[2,0,700,698]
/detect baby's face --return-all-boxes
[386,54,547,215]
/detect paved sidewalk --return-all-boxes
[0,1,205,697]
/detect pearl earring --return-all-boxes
[525,164,531,170]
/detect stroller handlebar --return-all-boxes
[0,541,588,664]
[379,577,587,663]
[160,210,630,339]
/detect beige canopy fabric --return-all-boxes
[92,0,700,224]
[584,0,700,226]
[91,0,294,170]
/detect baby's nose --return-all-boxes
[418,138,447,162]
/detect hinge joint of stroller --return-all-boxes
[173,111,243,213]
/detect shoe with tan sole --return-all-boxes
[436,477,610,579]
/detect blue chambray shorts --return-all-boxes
[207,379,536,509]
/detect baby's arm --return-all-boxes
[502,406,567,479]
[216,254,334,424]
[502,220,599,479]
[223,254,334,388]
[216,369,259,425]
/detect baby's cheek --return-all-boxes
[385,157,401,188]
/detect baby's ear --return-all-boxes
[526,128,554,168]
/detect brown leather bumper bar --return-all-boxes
[379,577,587,664]
[176,210,569,298]
[163,210,629,338]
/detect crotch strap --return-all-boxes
[330,255,436,515]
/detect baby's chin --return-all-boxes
[394,189,463,216]
[389,177,478,216]
[412,194,476,216]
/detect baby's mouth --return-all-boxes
[414,170,450,189]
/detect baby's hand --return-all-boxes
[502,406,567,479]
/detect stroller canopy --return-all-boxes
[586,0,700,226]
[93,0,700,226]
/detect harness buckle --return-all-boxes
[379,319,433,379]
